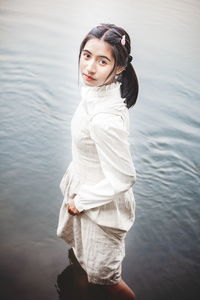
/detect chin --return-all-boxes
[83,80,98,87]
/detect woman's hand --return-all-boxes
[68,197,81,216]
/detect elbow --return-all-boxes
[127,172,137,190]
[131,173,137,186]
[114,174,136,195]
[126,174,136,191]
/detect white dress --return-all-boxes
[57,81,136,285]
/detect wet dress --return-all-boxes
[57,81,136,285]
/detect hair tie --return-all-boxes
[121,35,126,46]
[128,55,133,63]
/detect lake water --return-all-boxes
[0,0,199,299]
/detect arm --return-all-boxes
[73,112,136,212]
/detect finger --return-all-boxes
[68,205,81,216]
[69,205,78,214]
[73,209,80,215]
[68,207,75,216]
[71,210,80,216]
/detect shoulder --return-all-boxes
[90,112,124,131]
[89,112,129,142]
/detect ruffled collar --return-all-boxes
[81,81,121,98]
[80,81,127,116]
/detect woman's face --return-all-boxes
[79,38,123,87]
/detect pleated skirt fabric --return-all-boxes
[71,212,126,285]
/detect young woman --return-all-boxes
[57,23,139,299]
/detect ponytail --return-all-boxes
[119,62,139,109]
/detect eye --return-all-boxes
[82,52,91,59]
[99,59,108,65]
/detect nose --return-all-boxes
[86,59,96,74]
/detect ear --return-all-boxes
[116,66,125,75]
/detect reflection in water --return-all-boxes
[55,248,108,300]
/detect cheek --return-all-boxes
[105,66,114,78]
[79,58,85,70]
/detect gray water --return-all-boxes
[0,0,199,299]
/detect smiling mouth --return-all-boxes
[83,73,96,81]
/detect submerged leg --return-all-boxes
[96,279,136,300]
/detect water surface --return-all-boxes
[0,0,199,299]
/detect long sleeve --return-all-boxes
[74,112,136,212]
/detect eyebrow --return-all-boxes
[82,49,111,62]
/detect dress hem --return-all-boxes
[72,246,122,286]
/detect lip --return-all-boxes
[83,73,96,81]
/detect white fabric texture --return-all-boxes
[72,213,126,285]
[57,81,137,284]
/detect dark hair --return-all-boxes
[78,23,139,109]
